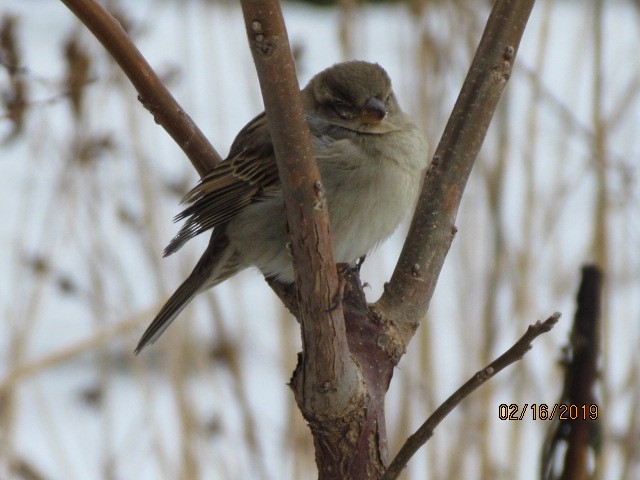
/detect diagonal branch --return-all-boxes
[59,0,221,177]
[381,312,561,480]
[374,0,537,343]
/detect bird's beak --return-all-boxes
[359,97,387,124]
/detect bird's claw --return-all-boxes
[326,262,353,312]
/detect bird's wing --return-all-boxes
[164,112,280,256]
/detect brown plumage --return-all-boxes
[136,61,428,353]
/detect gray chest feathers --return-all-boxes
[323,156,421,264]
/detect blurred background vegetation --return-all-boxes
[1,0,639,479]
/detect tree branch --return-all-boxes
[59,1,544,478]
[374,0,537,344]
[239,0,363,423]
[59,0,222,177]
[382,312,561,480]
[541,266,601,480]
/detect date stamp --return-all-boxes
[498,403,599,421]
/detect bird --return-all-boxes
[135,61,428,353]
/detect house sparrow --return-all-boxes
[135,61,428,353]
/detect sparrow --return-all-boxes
[135,61,428,353]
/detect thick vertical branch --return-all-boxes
[59,0,221,176]
[239,0,364,428]
[239,3,373,477]
[374,0,536,344]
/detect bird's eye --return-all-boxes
[384,94,392,104]
[332,101,354,120]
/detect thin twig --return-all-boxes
[382,312,561,480]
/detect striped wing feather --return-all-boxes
[164,113,280,256]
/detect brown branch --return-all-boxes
[374,0,537,344]
[558,266,601,479]
[382,312,561,480]
[541,266,602,480]
[238,0,362,425]
[265,277,300,318]
[59,0,221,177]
[60,1,544,478]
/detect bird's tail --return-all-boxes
[135,231,238,354]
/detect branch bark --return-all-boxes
[60,0,541,478]
[59,0,221,177]
[373,0,537,348]
[238,3,367,477]
[541,266,601,480]
[557,266,601,480]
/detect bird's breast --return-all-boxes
[326,156,420,264]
